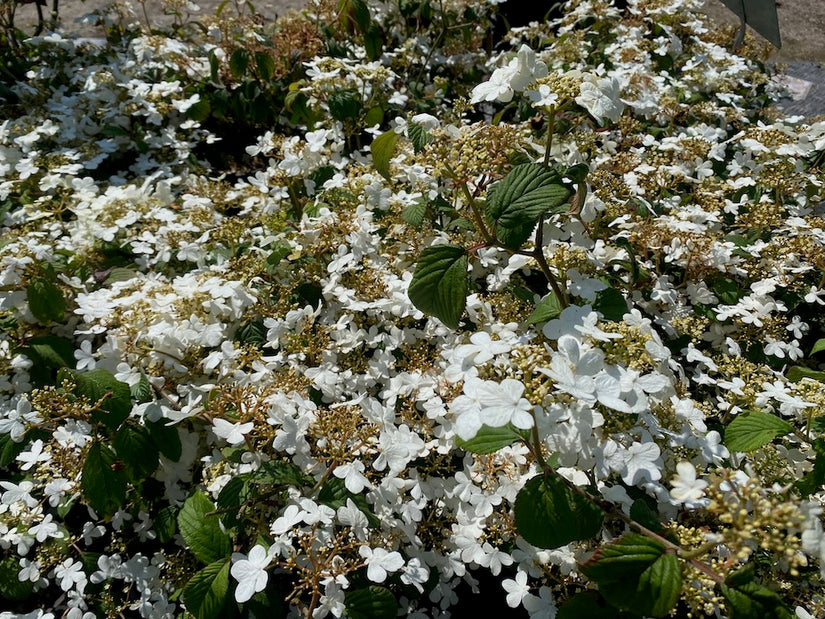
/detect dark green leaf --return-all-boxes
[629,499,663,533]
[183,559,231,619]
[187,99,212,122]
[557,591,634,619]
[514,475,603,549]
[147,419,182,462]
[19,336,74,369]
[252,460,313,488]
[407,122,431,154]
[235,319,267,345]
[711,276,741,305]
[345,586,397,619]
[255,51,275,81]
[796,438,825,497]
[811,339,825,355]
[26,277,66,323]
[217,475,250,527]
[456,424,527,454]
[721,565,794,619]
[371,130,400,181]
[364,23,383,61]
[328,90,362,122]
[82,442,128,519]
[786,366,825,383]
[724,410,794,452]
[154,505,178,543]
[229,49,249,78]
[401,200,427,228]
[408,245,468,329]
[485,163,569,249]
[318,478,379,527]
[113,425,159,482]
[580,533,681,617]
[593,287,627,322]
[564,163,590,184]
[131,373,152,402]
[0,433,26,467]
[0,556,33,601]
[59,368,132,431]
[525,291,563,325]
[178,492,232,564]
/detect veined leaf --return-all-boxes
[485,163,570,249]
[724,410,794,452]
[59,368,132,431]
[580,533,681,617]
[178,492,232,565]
[456,424,528,454]
[345,586,397,619]
[408,245,468,329]
[26,277,66,323]
[82,442,128,519]
[407,122,431,153]
[514,475,603,549]
[183,559,231,619]
[525,291,563,325]
[720,564,794,619]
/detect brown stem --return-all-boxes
[533,222,568,307]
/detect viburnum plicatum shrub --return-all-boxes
[1,0,825,617]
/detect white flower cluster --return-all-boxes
[0,0,824,617]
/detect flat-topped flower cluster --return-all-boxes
[1,0,824,617]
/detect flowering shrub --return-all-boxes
[1,0,825,617]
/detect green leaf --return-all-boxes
[131,373,152,402]
[318,478,379,527]
[711,276,741,305]
[786,366,825,383]
[720,565,794,619]
[187,99,211,122]
[113,425,159,482]
[580,533,681,617]
[217,475,250,528]
[811,339,825,355]
[593,287,627,322]
[0,556,33,601]
[229,49,249,78]
[255,51,275,81]
[401,199,427,228]
[485,163,569,249]
[183,559,231,619]
[525,291,563,325]
[0,433,26,467]
[407,245,468,329]
[147,419,182,462]
[370,130,400,181]
[59,368,132,431]
[154,505,179,543]
[557,591,634,619]
[407,122,431,154]
[345,586,397,619]
[178,492,232,564]
[20,335,74,369]
[455,424,527,454]
[364,106,384,127]
[252,460,313,488]
[796,437,825,497]
[629,498,663,533]
[26,277,66,323]
[364,23,383,61]
[514,475,603,549]
[724,410,794,452]
[82,442,128,519]
[339,0,371,31]
[105,267,138,284]
[328,89,362,122]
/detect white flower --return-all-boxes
[476,378,534,431]
[212,418,254,446]
[231,545,274,603]
[670,462,708,505]
[358,546,404,583]
[575,75,623,126]
[502,570,530,608]
[523,585,557,618]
